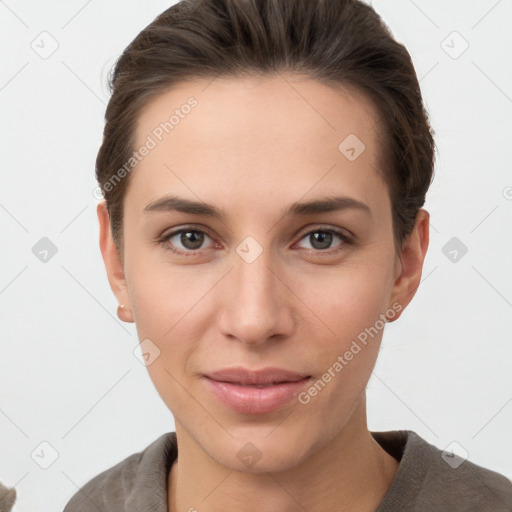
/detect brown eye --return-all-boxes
[296,228,351,251]
[161,228,216,254]
[179,230,205,250]
[309,232,333,250]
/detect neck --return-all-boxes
[168,396,399,512]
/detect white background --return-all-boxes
[1,1,511,510]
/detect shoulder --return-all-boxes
[63,432,177,512]
[374,430,512,512]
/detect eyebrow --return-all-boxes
[143,194,371,219]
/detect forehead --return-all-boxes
[134,73,381,150]
[127,74,388,215]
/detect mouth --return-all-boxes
[203,367,311,414]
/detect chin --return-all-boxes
[200,423,320,474]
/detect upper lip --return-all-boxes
[204,367,310,385]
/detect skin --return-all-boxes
[98,74,429,512]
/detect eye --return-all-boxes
[159,227,217,254]
[295,228,352,252]
[158,225,353,256]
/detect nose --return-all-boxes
[217,248,295,346]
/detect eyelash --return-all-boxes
[157,225,354,257]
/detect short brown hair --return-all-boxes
[96,0,435,254]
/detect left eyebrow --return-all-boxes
[285,195,372,217]
[143,194,372,219]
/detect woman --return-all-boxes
[64,0,512,510]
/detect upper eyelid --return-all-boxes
[163,225,216,243]
[296,225,352,240]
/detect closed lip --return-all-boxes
[203,367,311,386]
[203,366,312,414]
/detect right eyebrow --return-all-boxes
[144,195,226,221]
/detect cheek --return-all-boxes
[291,256,394,403]
[125,257,220,389]
[294,273,390,427]
[126,249,211,338]
[126,266,204,414]
[299,264,393,345]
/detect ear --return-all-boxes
[387,208,430,321]
[97,201,134,323]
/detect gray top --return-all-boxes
[63,430,512,511]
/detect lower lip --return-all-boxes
[204,377,311,414]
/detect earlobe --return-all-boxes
[387,209,430,322]
[117,304,133,323]
[97,201,134,323]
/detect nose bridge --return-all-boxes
[235,248,275,305]
[217,241,293,344]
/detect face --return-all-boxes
[100,74,426,472]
